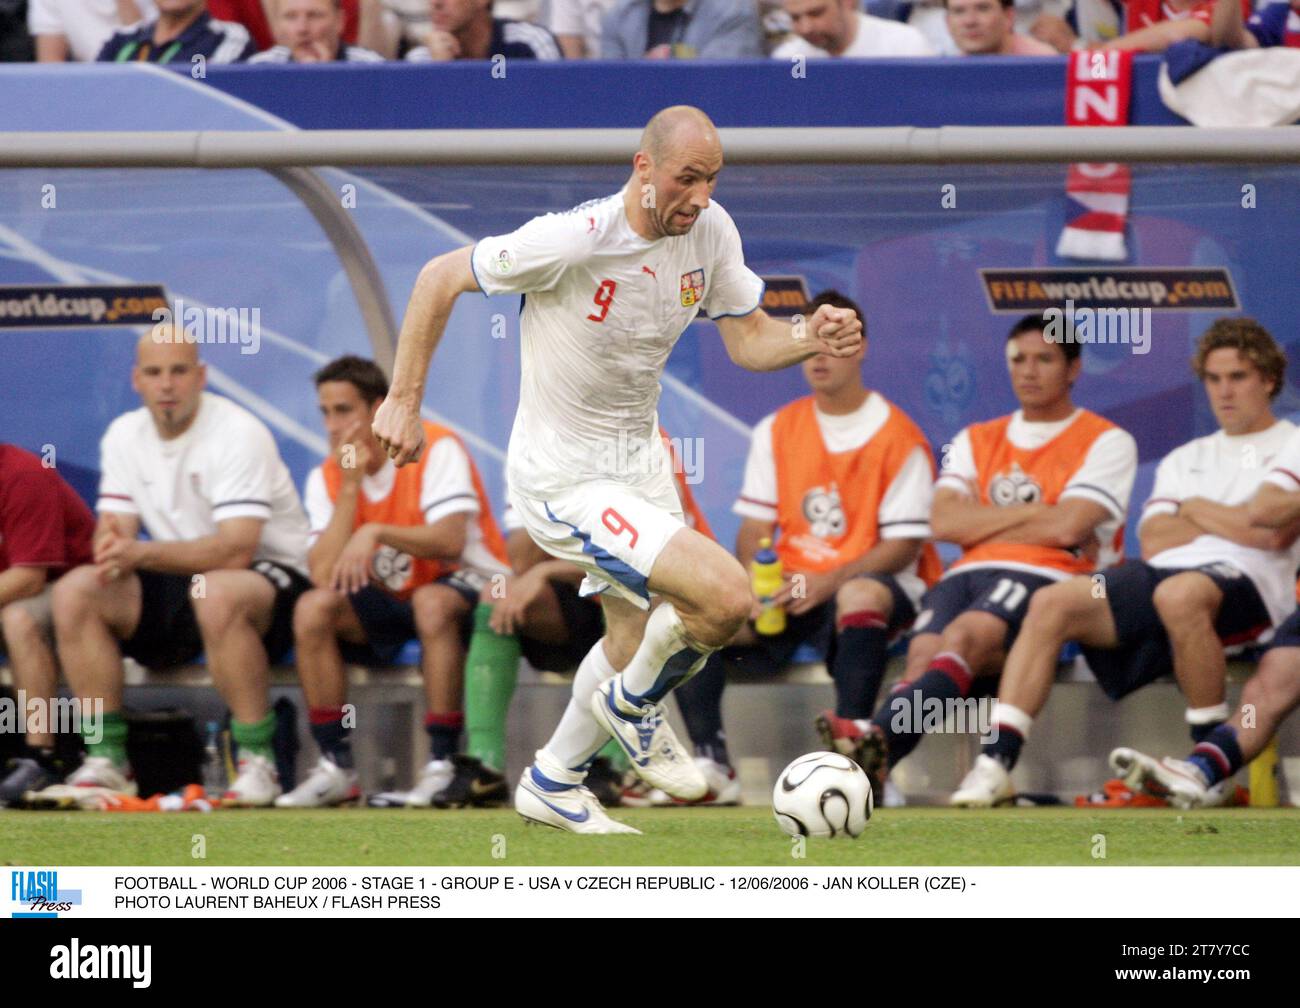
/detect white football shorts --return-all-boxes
[509,471,685,611]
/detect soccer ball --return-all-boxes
[772,752,873,839]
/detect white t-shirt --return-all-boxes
[471,193,764,501]
[936,409,1138,576]
[1143,419,1300,627]
[771,12,935,58]
[97,391,310,576]
[548,0,616,55]
[248,44,385,62]
[302,437,505,580]
[28,0,158,60]
[733,391,934,604]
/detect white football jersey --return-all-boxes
[471,192,764,500]
[1142,418,1300,627]
[98,391,310,576]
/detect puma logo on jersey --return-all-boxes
[642,265,656,278]
[586,217,596,233]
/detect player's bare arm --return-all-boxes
[0,565,47,609]
[373,245,481,466]
[102,516,263,576]
[992,498,1111,551]
[716,302,863,372]
[1138,512,1204,559]
[329,512,469,594]
[1248,482,1300,528]
[1100,16,1209,50]
[929,486,1045,548]
[776,537,922,615]
[1179,496,1296,550]
[1210,0,1257,48]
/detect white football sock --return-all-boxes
[539,639,618,773]
[614,602,715,712]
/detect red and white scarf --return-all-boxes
[1057,49,1135,262]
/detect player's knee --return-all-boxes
[1023,581,1076,633]
[412,586,465,637]
[835,577,892,617]
[51,566,99,624]
[707,573,751,639]
[293,589,343,642]
[0,601,39,647]
[1153,575,1213,621]
[192,579,249,635]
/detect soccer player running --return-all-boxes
[373,105,862,833]
[953,318,1300,806]
[1110,424,1300,808]
[832,314,1136,800]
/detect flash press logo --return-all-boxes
[1042,299,1150,355]
[50,939,151,988]
[10,870,81,918]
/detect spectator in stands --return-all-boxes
[250,0,384,59]
[97,0,256,60]
[51,331,312,804]
[708,290,941,808]
[1,0,34,60]
[835,313,1136,803]
[0,444,95,806]
[1108,0,1256,51]
[213,0,397,58]
[953,318,1298,807]
[772,0,933,58]
[1211,0,1300,49]
[869,0,1072,54]
[602,0,763,59]
[278,356,510,809]
[405,0,560,59]
[29,0,151,61]
[946,0,1057,52]
[550,0,614,56]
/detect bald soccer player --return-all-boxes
[373,105,863,833]
[52,330,311,805]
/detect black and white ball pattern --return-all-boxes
[772,752,873,839]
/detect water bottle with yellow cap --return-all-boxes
[751,537,787,636]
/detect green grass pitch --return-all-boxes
[1,807,1298,866]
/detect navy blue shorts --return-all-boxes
[341,574,477,667]
[720,572,916,676]
[1082,560,1271,701]
[122,561,310,669]
[1266,608,1300,651]
[912,567,1056,651]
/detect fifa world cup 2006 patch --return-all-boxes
[679,268,705,307]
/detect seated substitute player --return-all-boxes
[675,289,940,804]
[276,355,509,808]
[1112,437,1300,807]
[372,105,863,834]
[0,444,95,805]
[827,313,1136,797]
[53,330,311,804]
[954,317,1300,806]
